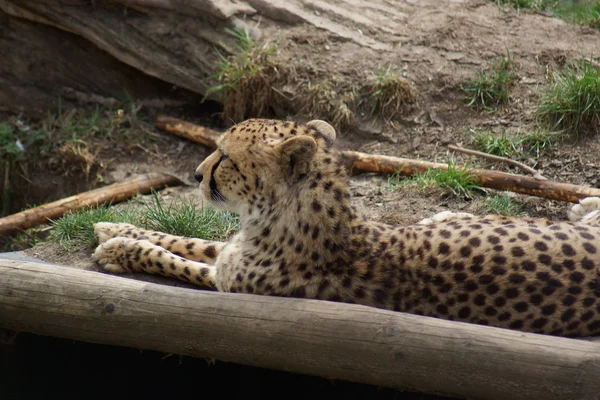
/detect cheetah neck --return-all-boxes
[237,152,371,266]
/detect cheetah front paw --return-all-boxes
[568,197,600,223]
[417,211,475,225]
[92,237,140,274]
[94,222,139,244]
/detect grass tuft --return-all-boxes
[494,0,600,27]
[50,205,142,249]
[303,81,356,130]
[362,67,415,120]
[388,161,484,198]
[470,129,519,157]
[469,128,563,158]
[484,192,523,216]
[49,191,239,250]
[141,191,239,241]
[463,52,517,110]
[206,27,283,123]
[537,59,600,136]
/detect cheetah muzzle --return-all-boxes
[93,118,600,337]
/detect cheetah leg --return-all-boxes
[92,237,217,289]
[417,211,476,225]
[94,222,226,263]
[567,197,600,226]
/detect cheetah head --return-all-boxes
[194,119,338,217]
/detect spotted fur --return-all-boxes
[93,119,600,337]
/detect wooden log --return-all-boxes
[154,115,600,203]
[155,115,222,148]
[340,151,600,203]
[1,259,599,400]
[0,172,183,236]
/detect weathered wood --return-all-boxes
[0,172,183,236]
[340,151,600,203]
[154,115,600,203]
[155,115,222,148]
[0,259,599,400]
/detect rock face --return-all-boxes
[0,0,400,114]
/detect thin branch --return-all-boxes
[448,145,547,181]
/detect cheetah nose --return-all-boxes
[194,170,203,183]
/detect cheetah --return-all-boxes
[93,118,600,337]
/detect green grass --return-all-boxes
[537,59,600,136]
[49,204,142,249]
[470,129,519,157]
[388,161,484,198]
[494,0,600,27]
[363,66,415,120]
[205,27,281,122]
[142,191,239,241]
[463,53,517,110]
[484,193,523,216]
[518,129,563,157]
[49,191,239,250]
[469,128,563,158]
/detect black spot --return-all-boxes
[487,236,500,245]
[514,302,528,313]
[484,307,497,316]
[561,244,576,257]
[469,237,481,247]
[561,308,576,322]
[494,297,506,307]
[538,254,552,266]
[570,271,585,283]
[438,243,450,255]
[494,227,508,236]
[458,306,471,319]
[534,241,548,251]
[492,256,507,265]
[531,318,548,329]
[486,283,500,295]
[530,294,543,305]
[583,297,596,307]
[583,243,597,254]
[204,246,217,259]
[511,247,525,257]
[541,304,557,315]
[312,200,322,212]
[460,246,472,257]
[509,320,523,330]
[497,312,511,322]
[517,232,530,241]
[505,288,519,299]
[291,286,306,298]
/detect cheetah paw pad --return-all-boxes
[94,222,138,244]
[92,237,136,274]
[418,211,475,225]
[568,197,600,222]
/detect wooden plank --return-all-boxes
[1,259,599,400]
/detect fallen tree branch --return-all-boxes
[154,115,600,203]
[155,115,222,148]
[1,259,599,400]
[0,172,183,236]
[448,144,547,181]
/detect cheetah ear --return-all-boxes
[275,136,317,184]
[307,120,336,147]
